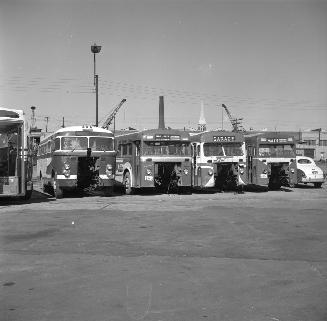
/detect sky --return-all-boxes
[0,0,326,133]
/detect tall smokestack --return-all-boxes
[158,96,165,129]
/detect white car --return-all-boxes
[296,156,325,188]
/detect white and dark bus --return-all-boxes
[0,108,33,199]
[37,125,116,198]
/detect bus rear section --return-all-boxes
[192,132,247,193]
[38,126,115,198]
[0,108,33,199]
[245,134,297,190]
[116,130,192,194]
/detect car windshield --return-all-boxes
[89,137,114,151]
[143,141,191,156]
[61,137,88,150]
[297,158,313,165]
[258,144,295,157]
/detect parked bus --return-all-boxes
[191,131,247,192]
[115,129,192,194]
[0,108,33,199]
[37,125,115,198]
[244,132,297,189]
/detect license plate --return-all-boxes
[260,174,268,179]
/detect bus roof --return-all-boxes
[0,107,24,123]
[41,125,114,142]
[190,130,245,143]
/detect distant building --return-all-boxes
[198,101,206,132]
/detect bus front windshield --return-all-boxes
[61,137,88,151]
[258,144,295,157]
[143,141,191,156]
[90,137,113,151]
[203,143,243,156]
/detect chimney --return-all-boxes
[158,96,165,129]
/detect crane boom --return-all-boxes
[221,104,244,132]
[101,99,126,129]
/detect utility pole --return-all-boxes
[91,43,102,127]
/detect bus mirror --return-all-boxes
[87,147,91,157]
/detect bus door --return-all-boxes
[191,143,197,186]
[133,141,141,187]
[246,145,254,184]
[247,145,269,187]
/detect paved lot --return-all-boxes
[1,185,327,321]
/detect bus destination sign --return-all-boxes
[155,134,181,141]
[213,136,235,142]
[260,137,293,143]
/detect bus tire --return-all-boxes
[123,171,133,195]
[314,182,322,188]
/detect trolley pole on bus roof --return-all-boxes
[91,43,102,127]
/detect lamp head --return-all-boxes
[91,43,101,54]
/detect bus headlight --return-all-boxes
[106,164,113,177]
[146,168,152,175]
[208,169,214,176]
[183,168,189,175]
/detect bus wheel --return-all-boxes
[24,190,32,200]
[123,171,133,195]
[314,182,322,188]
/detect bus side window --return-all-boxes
[197,145,200,157]
[127,143,132,156]
[47,141,51,154]
[50,139,55,152]
[135,141,140,156]
[54,138,60,151]
[122,144,128,156]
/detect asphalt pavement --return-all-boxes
[1,185,327,321]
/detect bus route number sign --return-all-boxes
[213,136,235,142]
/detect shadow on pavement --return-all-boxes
[0,190,55,206]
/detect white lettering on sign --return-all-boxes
[145,175,153,181]
[213,136,235,142]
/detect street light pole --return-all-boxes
[91,43,102,127]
